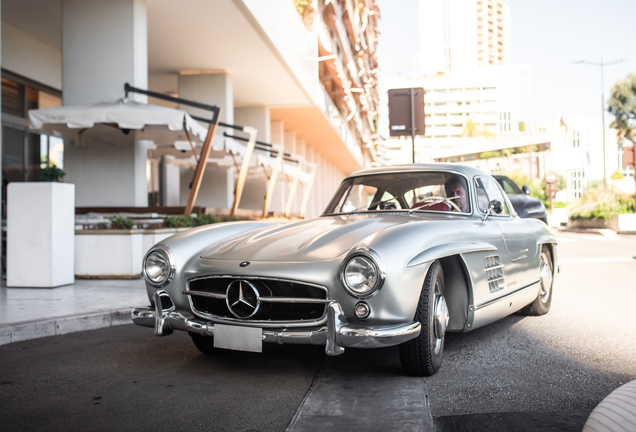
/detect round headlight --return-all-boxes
[344,256,379,296]
[143,248,173,287]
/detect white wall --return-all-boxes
[1,22,62,90]
[241,0,318,102]
[65,140,148,207]
[62,0,147,105]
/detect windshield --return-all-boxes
[323,171,471,215]
[495,176,522,195]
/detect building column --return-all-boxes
[161,155,180,206]
[62,0,149,206]
[234,106,270,210]
[178,73,234,210]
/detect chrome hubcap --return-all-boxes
[432,292,449,355]
[539,252,552,303]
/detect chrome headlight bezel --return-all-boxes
[142,245,176,288]
[340,248,386,299]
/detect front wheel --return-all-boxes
[520,245,553,316]
[399,260,449,376]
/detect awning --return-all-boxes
[28,99,209,148]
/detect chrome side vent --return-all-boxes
[484,255,505,293]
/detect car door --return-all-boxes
[475,176,538,289]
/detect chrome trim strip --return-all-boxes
[475,280,540,310]
[183,291,331,304]
[131,305,421,353]
[260,297,332,304]
[485,264,504,271]
[187,274,328,293]
[487,276,505,283]
[183,290,226,300]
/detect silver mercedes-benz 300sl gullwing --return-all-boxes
[132,164,557,376]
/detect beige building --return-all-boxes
[419,0,510,75]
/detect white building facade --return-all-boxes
[1,0,383,223]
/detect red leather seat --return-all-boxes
[412,201,452,211]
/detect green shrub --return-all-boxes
[109,215,135,229]
[611,169,624,180]
[40,165,66,182]
[553,201,566,209]
[164,215,194,228]
[568,188,635,220]
[194,214,219,226]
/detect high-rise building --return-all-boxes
[419,0,511,75]
[384,0,529,164]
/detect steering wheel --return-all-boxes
[414,196,462,212]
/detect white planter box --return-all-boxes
[75,230,143,278]
[608,214,636,234]
[7,182,75,287]
[74,228,187,278]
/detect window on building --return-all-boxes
[568,168,585,199]
[1,72,63,216]
[618,144,635,177]
[572,130,580,147]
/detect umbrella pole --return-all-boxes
[284,157,304,218]
[230,127,258,217]
[184,110,221,216]
[261,145,284,218]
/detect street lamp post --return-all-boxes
[572,58,627,189]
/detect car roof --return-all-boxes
[347,163,489,179]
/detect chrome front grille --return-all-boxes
[185,276,329,324]
[484,255,505,293]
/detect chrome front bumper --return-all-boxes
[132,290,421,356]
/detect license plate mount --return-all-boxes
[213,324,262,353]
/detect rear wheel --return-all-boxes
[189,333,218,354]
[399,260,449,376]
[520,245,553,316]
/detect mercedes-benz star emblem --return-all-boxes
[226,280,260,319]
[240,261,250,267]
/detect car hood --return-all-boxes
[200,213,418,262]
[508,194,545,213]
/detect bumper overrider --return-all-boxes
[132,289,421,356]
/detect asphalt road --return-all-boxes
[1,231,634,431]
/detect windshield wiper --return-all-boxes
[346,196,399,214]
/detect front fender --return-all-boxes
[406,241,498,268]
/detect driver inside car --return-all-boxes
[445,176,469,212]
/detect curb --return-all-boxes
[0,309,134,347]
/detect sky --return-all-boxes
[376,0,636,124]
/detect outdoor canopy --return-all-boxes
[28,99,210,148]
[28,96,316,218]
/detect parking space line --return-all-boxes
[286,349,433,432]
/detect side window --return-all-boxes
[474,177,510,216]
[501,179,518,195]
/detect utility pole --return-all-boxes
[573,58,627,189]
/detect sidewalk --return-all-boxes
[0,279,149,346]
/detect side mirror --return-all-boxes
[521,185,530,195]
[482,200,503,221]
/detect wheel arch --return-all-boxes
[438,255,472,332]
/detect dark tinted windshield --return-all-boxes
[323,171,471,215]
[494,176,522,194]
